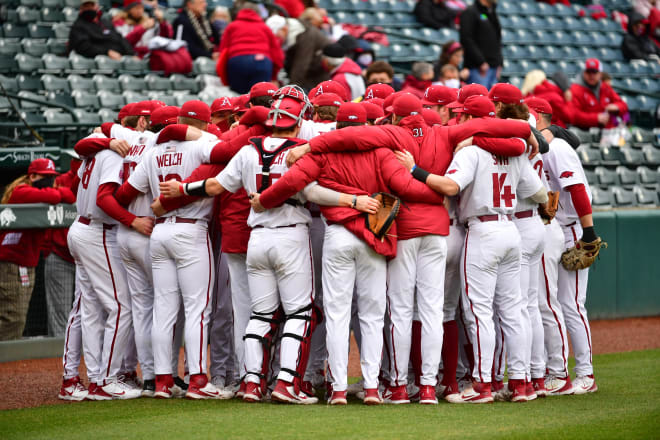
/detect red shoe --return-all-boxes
[419,385,438,405]
[235,381,246,398]
[86,383,112,401]
[491,379,504,393]
[545,375,575,396]
[154,374,176,399]
[458,381,493,404]
[186,374,221,399]
[382,385,410,404]
[439,382,461,403]
[59,376,88,401]
[532,378,547,397]
[271,379,318,404]
[300,380,315,397]
[363,388,382,405]
[243,382,263,402]
[329,390,348,405]
[526,380,537,401]
[508,379,527,403]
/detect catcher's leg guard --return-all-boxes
[243,307,282,395]
[278,303,322,393]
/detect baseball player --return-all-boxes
[68,134,153,400]
[421,85,458,125]
[397,95,548,403]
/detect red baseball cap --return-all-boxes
[312,92,343,108]
[150,100,166,109]
[124,0,141,10]
[232,95,249,113]
[211,96,234,114]
[364,83,395,100]
[28,158,59,176]
[361,101,384,120]
[127,100,152,116]
[584,58,601,72]
[383,91,410,117]
[363,97,384,109]
[117,103,133,120]
[310,80,349,102]
[151,105,180,126]
[179,100,211,123]
[489,83,524,105]
[336,102,367,123]
[387,94,423,118]
[422,85,458,106]
[453,95,496,118]
[422,108,443,126]
[267,97,305,128]
[249,82,277,99]
[525,96,553,115]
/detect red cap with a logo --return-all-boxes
[312,93,343,108]
[249,82,277,99]
[337,102,367,123]
[383,91,410,116]
[179,100,211,123]
[422,85,458,106]
[211,96,234,113]
[387,94,423,118]
[361,101,384,120]
[127,100,153,116]
[525,96,553,115]
[232,95,250,113]
[151,106,180,126]
[309,80,349,102]
[489,83,524,105]
[447,83,489,109]
[28,158,59,176]
[364,83,395,100]
[117,103,133,120]
[584,58,602,72]
[422,108,443,126]
[453,95,496,118]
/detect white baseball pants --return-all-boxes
[61,275,82,380]
[323,224,386,392]
[150,220,214,376]
[387,235,447,387]
[225,252,250,380]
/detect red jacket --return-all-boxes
[259,147,445,258]
[0,185,75,267]
[220,9,284,76]
[44,164,81,263]
[400,75,433,99]
[568,79,628,129]
[275,0,304,18]
[530,80,573,128]
[308,117,531,239]
[331,58,364,99]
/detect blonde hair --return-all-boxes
[521,69,547,96]
[1,175,30,204]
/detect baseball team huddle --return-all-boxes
[57,77,606,406]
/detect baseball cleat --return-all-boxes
[545,375,575,396]
[457,381,493,404]
[508,379,527,403]
[271,379,318,405]
[407,383,420,402]
[419,385,438,405]
[457,374,473,392]
[437,382,462,403]
[300,380,315,398]
[85,383,112,401]
[174,376,188,391]
[142,379,156,397]
[328,390,348,405]
[235,381,247,399]
[310,370,326,391]
[243,382,263,403]
[186,374,222,399]
[154,375,184,399]
[525,381,537,401]
[532,378,547,397]
[102,378,142,399]
[58,376,88,401]
[382,385,410,404]
[572,375,598,394]
[119,371,142,390]
[363,388,382,405]
[491,380,504,394]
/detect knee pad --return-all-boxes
[243,307,284,393]
[279,303,321,391]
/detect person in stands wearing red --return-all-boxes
[0,158,76,341]
[274,0,304,18]
[321,43,366,100]
[220,2,284,94]
[113,0,173,59]
[568,58,629,129]
[521,70,574,128]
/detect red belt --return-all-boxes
[449,219,454,226]
[78,216,115,230]
[566,221,576,226]
[514,210,534,219]
[477,214,512,222]
[155,217,197,225]
[252,224,298,229]
[311,212,321,218]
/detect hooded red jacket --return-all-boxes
[530,80,573,128]
[220,9,284,76]
[569,79,628,129]
[307,117,530,239]
[331,58,364,99]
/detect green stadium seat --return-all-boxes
[637,166,658,184]
[0,74,19,93]
[16,6,41,24]
[69,53,96,72]
[621,148,645,166]
[42,53,71,71]
[94,55,121,73]
[42,0,65,7]
[0,39,22,56]
[595,166,617,185]
[64,0,80,7]
[16,74,41,92]
[44,108,74,125]
[68,74,96,92]
[17,90,43,109]
[46,38,68,55]
[192,57,216,75]
[20,0,41,6]
[41,74,71,93]
[52,23,71,39]
[3,24,29,38]
[20,111,47,125]
[148,93,177,106]
[15,53,44,72]
[93,74,121,93]
[28,24,55,39]
[41,7,65,22]
[118,74,147,92]
[616,165,638,186]
[48,91,75,108]
[62,7,78,23]
[97,90,125,110]
[175,93,198,106]
[122,91,149,104]
[121,57,149,74]
[169,74,200,93]
[583,167,598,186]
[611,186,636,206]
[642,145,660,166]
[98,108,117,122]
[601,146,625,166]
[71,90,100,109]
[577,145,602,166]
[591,186,613,208]
[145,73,172,91]
[633,185,659,206]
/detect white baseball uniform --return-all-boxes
[67,143,133,385]
[447,145,543,384]
[61,276,83,380]
[128,134,216,377]
[542,136,594,377]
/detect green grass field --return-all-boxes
[2,349,659,440]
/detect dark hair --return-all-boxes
[365,61,394,81]
[438,40,461,68]
[149,123,166,132]
[123,115,140,128]
[250,96,273,108]
[497,103,530,121]
[178,116,208,130]
[539,112,552,125]
[336,121,364,129]
[314,105,338,121]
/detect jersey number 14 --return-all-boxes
[492,172,515,208]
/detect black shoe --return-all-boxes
[142,379,156,397]
[174,376,188,391]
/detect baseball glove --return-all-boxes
[365,192,401,241]
[561,237,607,271]
[539,191,560,222]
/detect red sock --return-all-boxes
[410,320,422,386]
[441,320,459,386]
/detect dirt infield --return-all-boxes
[1,317,659,411]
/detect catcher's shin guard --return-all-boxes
[279,303,322,394]
[243,307,283,395]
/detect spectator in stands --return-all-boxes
[219,2,284,94]
[337,35,376,71]
[437,64,461,88]
[401,62,435,98]
[68,0,135,60]
[283,8,331,91]
[173,0,220,60]
[113,0,173,59]
[634,0,658,18]
[521,69,573,127]
[321,43,366,100]
[622,11,660,62]
[0,159,75,341]
[210,6,231,38]
[435,40,470,82]
[365,60,395,86]
[569,58,629,129]
[275,0,305,18]
[459,0,502,89]
[414,0,459,30]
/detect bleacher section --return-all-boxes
[0,0,659,207]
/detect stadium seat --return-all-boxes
[571,128,594,145]
[145,73,172,91]
[62,7,79,22]
[14,53,44,72]
[42,53,71,71]
[583,168,598,186]
[98,108,116,122]
[41,7,65,22]
[169,74,200,93]
[621,148,645,167]
[192,57,216,75]
[93,74,121,93]
[97,90,125,110]
[0,39,22,56]
[16,6,41,24]
[44,108,74,125]
[121,57,149,74]
[16,74,41,92]
[616,166,637,186]
[591,186,613,208]
[577,145,602,166]
[69,53,97,72]
[637,166,658,185]
[19,0,41,7]
[41,74,70,93]
[42,0,65,7]
[642,145,660,166]
[601,146,625,165]
[68,74,96,92]
[2,24,28,39]
[17,90,43,109]
[95,55,121,72]
[611,186,636,206]
[633,185,659,206]
[27,24,55,39]
[122,91,149,103]
[71,90,100,109]
[148,93,177,106]
[48,91,75,108]
[0,74,19,93]
[118,74,147,92]
[595,166,617,186]
[52,23,71,39]
[46,38,68,56]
